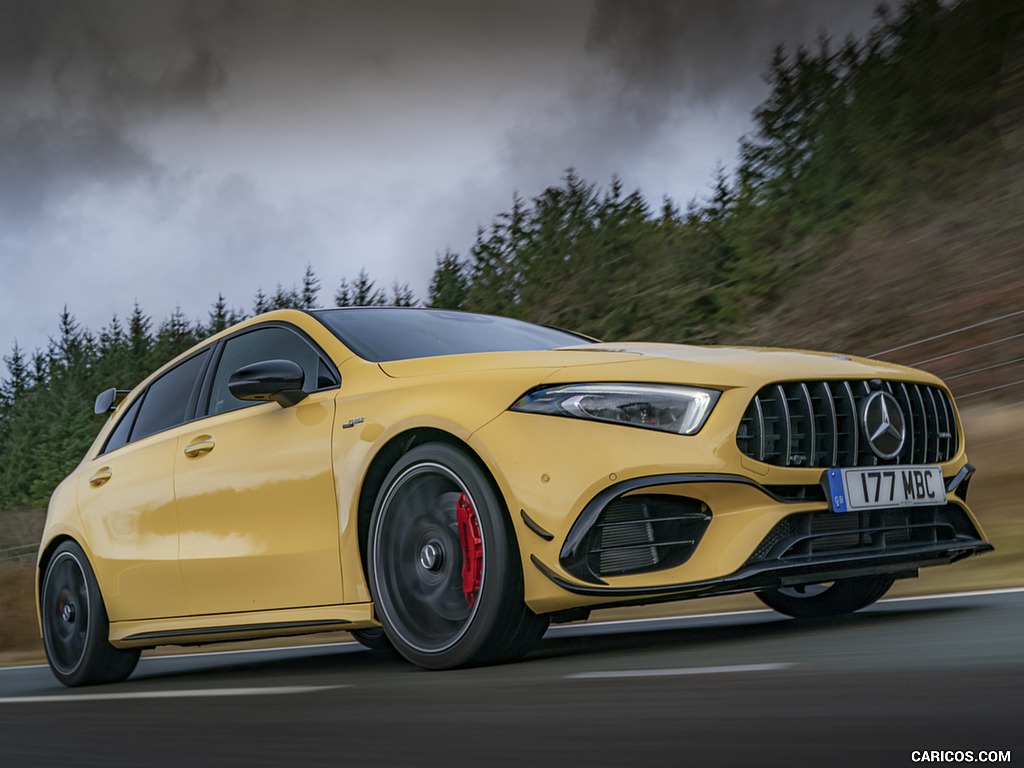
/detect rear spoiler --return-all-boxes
[94,388,132,414]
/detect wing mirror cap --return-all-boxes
[228,359,308,408]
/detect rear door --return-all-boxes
[173,324,343,616]
[77,349,211,621]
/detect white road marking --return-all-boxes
[565,662,798,680]
[566,586,1024,631]
[878,586,1024,603]
[0,685,345,704]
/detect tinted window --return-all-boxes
[131,351,209,441]
[207,327,332,416]
[102,395,143,454]
[313,308,592,362]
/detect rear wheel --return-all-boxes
[41,541,140,687]
[367,443,547,669]
[756,575,896,618]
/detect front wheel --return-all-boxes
[40,541,140,687]
[367,443,547,669]
[755,574,896,619]
[350,627,394,651]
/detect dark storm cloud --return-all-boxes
[0,118,149,221]
[587,0,877,115]
[0,0,883,358]
[0,1,228,115]
[497,0,876,207]
[0,0,228,223]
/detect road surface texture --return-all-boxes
[1,589,1021,767]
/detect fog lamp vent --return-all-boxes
[564,494,712,580]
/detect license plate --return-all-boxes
[824,466,945,513]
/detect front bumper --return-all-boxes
[471,407,992,615]
[527,472,991,611]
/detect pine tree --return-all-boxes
[427,250,469,309]
[152,305,197,365]
[253,288,270,315]
[48,307,92,385]
[96,314,131,392]
[207,293,231,335]
[0,342,29,408]
[126,303,153,387]
[390,280,416,307]
[352,269,387,306]
[334,278,352,307]
[270,283,300,310]
[300,265,321,309]
[0,343,30,504]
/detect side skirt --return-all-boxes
[109,603,376,648]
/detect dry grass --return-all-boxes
[0,563,41,663]
[2,402,1021,667]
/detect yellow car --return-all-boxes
[36,308,992,685]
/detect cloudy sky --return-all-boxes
[0,0,879,360]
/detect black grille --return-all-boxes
[736,380,958,467]
[749,504,978,563]
[563,494,711,580]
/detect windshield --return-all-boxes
[312,308,593,362]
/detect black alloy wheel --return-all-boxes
[367,443,548,669]
[41,541,141,687]
[755,574,896,618]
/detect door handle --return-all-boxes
[89,467,112,487]
[183,437,215,458]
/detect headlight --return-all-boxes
[510,383,720,435]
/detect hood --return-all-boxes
[377,341,938,389]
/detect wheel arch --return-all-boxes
[36,535,77,597]
[355,427,517,583]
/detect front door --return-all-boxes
[173,325,343,616]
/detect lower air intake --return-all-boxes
[563,494,712,581]
[749,504,979,563]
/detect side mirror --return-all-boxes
[227,359,308,408]
[94,388,132,415]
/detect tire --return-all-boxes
[350,627,394,651]
[367,443,548,669]
[755,574,896,619]
[40,541,141,687]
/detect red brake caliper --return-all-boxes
[456,492,483,608]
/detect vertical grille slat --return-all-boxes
[942,393,958,460]
[834,382,858,466]
[896,383,915,463]
[913,384,929,465]
[798,383,815,467]
[809,382,838,467]
[737,380,959,468]
[776,384,791,466]
[935,391,949,461]
[924,387,940,461]
[856,381,878,467]
[755,395,766,461]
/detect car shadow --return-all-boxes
[527,603,981,663]
[121,601,982,685]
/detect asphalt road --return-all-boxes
[1,589,1021,768]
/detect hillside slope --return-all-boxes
[735,18,1024,403]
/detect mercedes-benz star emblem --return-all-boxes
[861,391,906,459]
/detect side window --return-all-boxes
[207,327,334,416]
[131,350,210,442]
[102,394,144,455]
